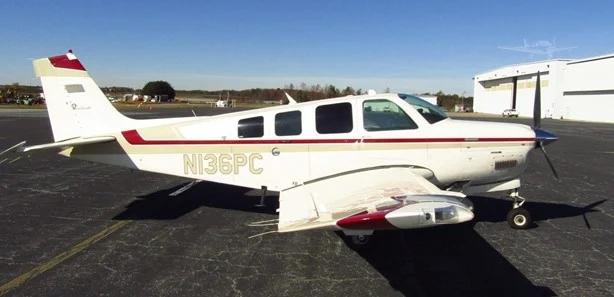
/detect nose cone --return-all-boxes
[534,128,558,146]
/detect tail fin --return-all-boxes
[33,51,133,142]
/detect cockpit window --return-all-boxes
[363,99,417,131]
[398,94,448,124]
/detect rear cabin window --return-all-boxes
[363,100,418,131]
[316,102,353,134]
[275,111,302,136]
[238,116,264,138]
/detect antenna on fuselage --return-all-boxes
[284,92,297,105]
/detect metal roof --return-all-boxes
[474,52,614,81]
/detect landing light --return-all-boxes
[432,205,474,224]
[435,206,457,221]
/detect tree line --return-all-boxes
[426,91,474,111]
[177,83,474,111]
[0,82,473,111]
[177,83,365,103]
[0,83,42,99]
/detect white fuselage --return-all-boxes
[69,93,536,192]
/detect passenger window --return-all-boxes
[238,116,264,138]
[363,100,417,131]
[275,111,302,136]
[316,102,353,134]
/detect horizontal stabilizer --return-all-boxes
[0,136,116,157]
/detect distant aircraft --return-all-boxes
[1,52,559,245]
[498,38,576,59]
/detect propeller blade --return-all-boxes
[538,141,559,179]
[581,199,606,229]
[583,199,607,210]
[582,213,591,229]
[533,71,541,128]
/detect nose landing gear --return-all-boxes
[507,189,532,229]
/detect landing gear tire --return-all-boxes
[350,235,371,246]
[507,207,532,229]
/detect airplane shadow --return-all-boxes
[112,182,605,296]
[338,225,556,297]
[113,181,279,220]
[337,196,604,296]
[470,195,606,229]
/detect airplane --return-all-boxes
[1,51,559,245]
[498,38,576,59]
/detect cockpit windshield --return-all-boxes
[398,94,448,124]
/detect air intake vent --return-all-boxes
[495,160,518,170]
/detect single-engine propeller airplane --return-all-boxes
[1,51,559,244]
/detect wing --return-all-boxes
[277,166,474,233]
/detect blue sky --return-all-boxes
[1,0,613,94]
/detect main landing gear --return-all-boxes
[255,186,267,207]
[507,189,532,229]
[350,234,372,246]
[342,231,374,248]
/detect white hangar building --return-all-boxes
[473,53,614,123]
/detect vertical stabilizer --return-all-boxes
[33,51,133,142]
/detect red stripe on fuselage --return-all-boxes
[121,129,535,145]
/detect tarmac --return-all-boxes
[0,107,612,297]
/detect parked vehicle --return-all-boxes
[17,97,33,105]
[216,99,228,108]
[31,97,45,104]
[502,109,519,117]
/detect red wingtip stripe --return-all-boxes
[48,54,86,71]
[336,210,396,230]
